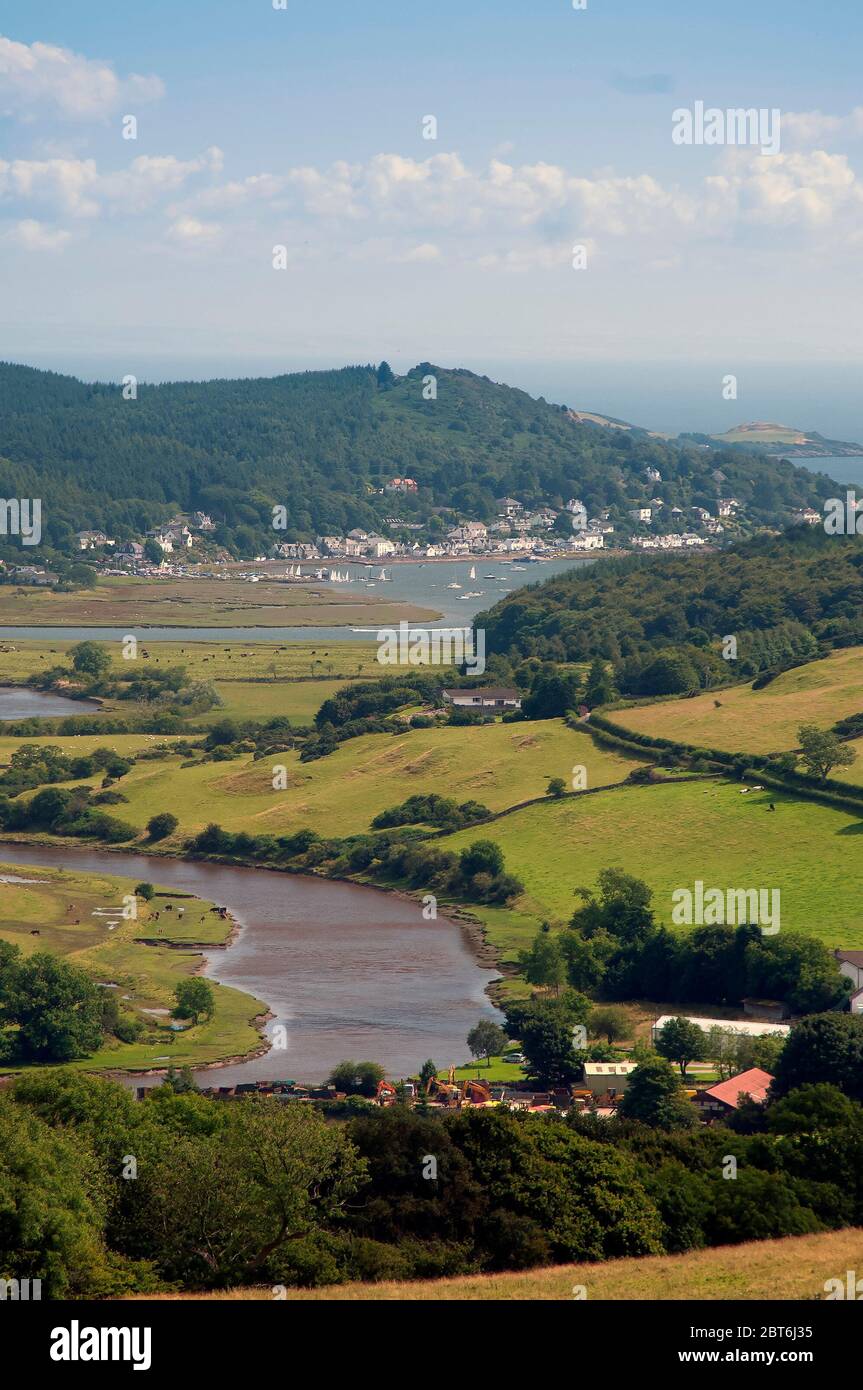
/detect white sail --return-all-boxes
[469,565,476,579]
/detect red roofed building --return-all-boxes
[696,1068,774,1118]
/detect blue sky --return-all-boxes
[2,0,863,436]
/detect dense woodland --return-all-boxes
[5,1054,863,1294]
[0,360,838,556]
[480,528,863,684]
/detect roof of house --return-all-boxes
[442,687,521,700]
[700,1068,774,1109]
[835,950,863,968]
[653,1014,791,1038]
[583,1063,639,1078]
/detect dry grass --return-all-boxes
[126,1228,863,1301]
[616,647,863,755]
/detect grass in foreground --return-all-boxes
[614,646,863,756]
[126,1227,863,1300]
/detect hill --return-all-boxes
[0,360,840,557]
[479,527,863,667]
[130,1227,863,1301]
[438,776,863,954]
[616,645,863,755]
[5,719,644,844]
[704,421,863,457]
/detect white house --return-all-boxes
[442,687,522,710]
[717,497,741,517]
[628,507,652,523]
[366,535,397,558]
[75,530,113,550]
[834,951,863,1013]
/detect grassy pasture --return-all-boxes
[439,777,863,959]
[0,861,266,1072]
[614,646,863,755]
[0,638,382,684]
[32,720,644,844]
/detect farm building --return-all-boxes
[696,1068,774,1118]
[651,1014,791,1043]
[582,1062,638,1097]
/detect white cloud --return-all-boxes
[783,107,863,148]
[705,149,861,228]
[167,215,221,245]
[0,147,224,219]
[400,242,441,262]
[0,34,164,121]
[6,218,71,251]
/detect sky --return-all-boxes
[2,0,863,437]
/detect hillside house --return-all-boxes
[834,950,863,1013]
[75,530,114,550]
[385,477,418,493]
[442,687,522,710]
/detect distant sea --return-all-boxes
[801,455,863,489]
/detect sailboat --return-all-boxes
[469,565,476,580]
[378,567,391,581]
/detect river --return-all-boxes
[0,841,502,1088]
[0,554,594,644]
[0,687,100,719]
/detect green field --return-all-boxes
[439,777,863,959]
[615,646,863,756]
[133,1226,863,1301]
[0,637,384,726]
[0,861,266,1072]
[28,720,644,844]
[0,637,382,684]
[0,732,184,766]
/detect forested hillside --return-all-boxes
[0,360,838,554]
[479,528,863,670]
